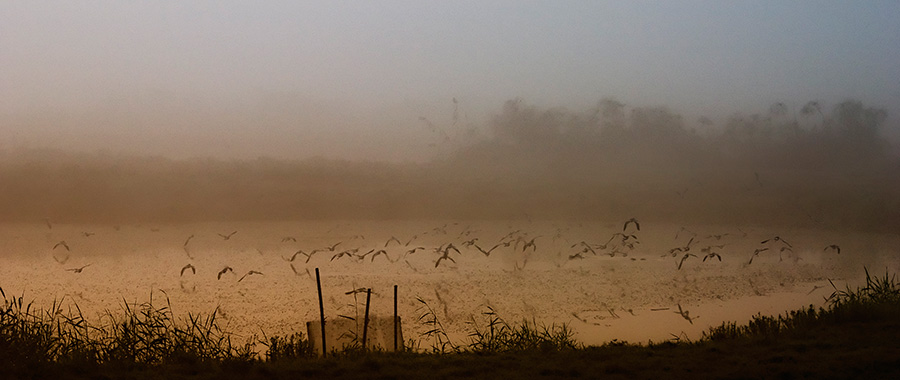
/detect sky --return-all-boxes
[1,1,899,161]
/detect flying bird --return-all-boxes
[82,232,95,238]
[281,237,297,243]
[778,246,794,261]
[807,285,824,295]
[331,250,355,261]
[238,270,263,282]
[52,253,69,264]
[384,236,402,247]
[761,236,792,248]
[623,218,640,232]
[344,287,372,295]
[372,249,393,262]
[824,244,841,254]
[180,263,196,276]
[290,263,310,277]
[217,266,234,280]
[66,264,91,273]
[677,253,696,270]
[405,246,427,256]
[218,231,237,240]
[702,252,722,262]
[434,254,456,268]
[474,241,510,256]
[437,243,461,256]
[284,250,311,263]
[748,248,769,265]
[675,304,696,324]
[525,236,541,251]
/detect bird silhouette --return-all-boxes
[778,246,794,261]
[761,236,792,248]
[52,253,69,264]
[384,236,401,247]
[434,255,455,268]
[66,264,91,273]
[218,231,237,240]
[405,246,427,256]
[370,249,391,262]
[345,287,368,295]
[675,304,696,324]
[623,218,640,232]
[281,237,297,243]
[217,266,234,280]
[437,243,461,256]
[824,244,841,254]
[807,285,824,295]
[238,270,263,282]
[290,263,310,277]
[474,241,510,256]
[748,248,769,265]
[702,252,722,262]
[331,250,355,261]
[520,237,539,252]
[180,263,196,276]
[284,250,312,263]
[677,253,696,270]
[668,237,695,257]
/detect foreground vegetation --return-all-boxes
[2,268,899,379]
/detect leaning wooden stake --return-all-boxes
[316,268,326,357]
[393,284,398,352]
[362,288,372,352]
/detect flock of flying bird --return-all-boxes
[37,218,849,330]
[46,218,844,280]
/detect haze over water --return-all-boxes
[1,1,898,161]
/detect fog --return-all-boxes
[2,2,899,228]
[1,97,897,233]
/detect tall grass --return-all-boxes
[0,288,255,369]
[466,306,578,353]
[2,266,897,374]
[703,267,900,342]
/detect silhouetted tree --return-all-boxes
[832,100,887,141]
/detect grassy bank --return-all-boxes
[2,268,899,379]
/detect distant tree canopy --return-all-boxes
[480,97,891,166]
[832,100,888,144]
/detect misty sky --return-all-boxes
[2,1,899,161]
